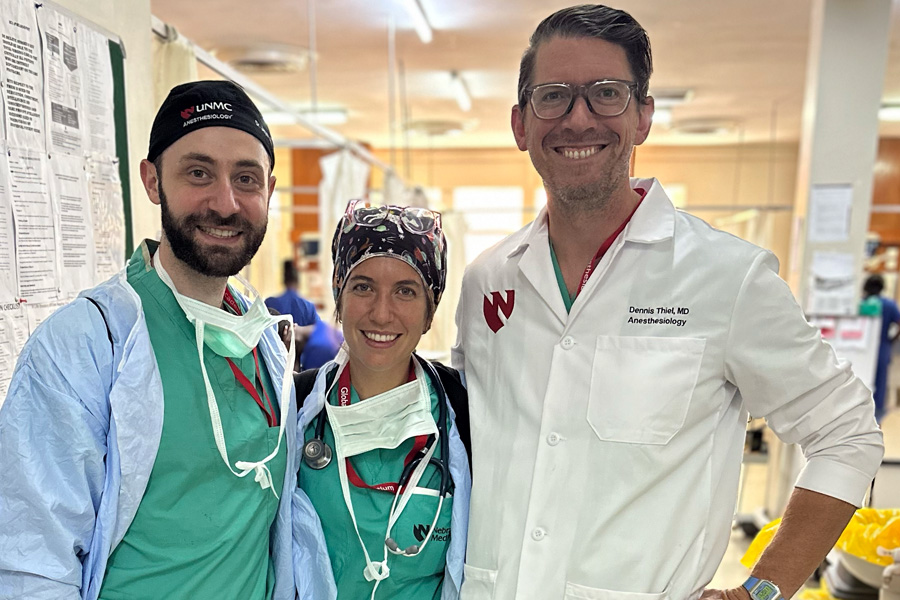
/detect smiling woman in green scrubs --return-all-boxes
[294,200,471,600]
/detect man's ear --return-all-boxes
[511,105,528,152]
[634,96,655,146]
[140,159,161,206]
[267,174,277,205]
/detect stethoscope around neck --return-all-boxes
[302,354,452,557]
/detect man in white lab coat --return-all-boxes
[451,5,884,600]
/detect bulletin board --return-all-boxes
[0,0,130,404]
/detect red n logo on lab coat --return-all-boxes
[483,290,515,333]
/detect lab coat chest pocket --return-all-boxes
[587,336,706,445]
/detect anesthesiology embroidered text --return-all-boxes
[627,305,689,327]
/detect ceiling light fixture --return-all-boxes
[653,107,672,125]
[650,88,694,108]
[671,119,735,136]
[450,71,472,112]
[879,104,900,122]
[405,119,464,136]
[398,0,432,44]
[213,45,310,74]
[262,107,349,126]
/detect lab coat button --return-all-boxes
[561,336,575,349]
[532,527,546,541]
[547,432,560,446]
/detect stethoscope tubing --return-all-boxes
[303,354,452,498]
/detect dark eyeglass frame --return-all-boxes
[524,79,639,120]
[344,198,442,236]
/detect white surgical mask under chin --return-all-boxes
[155,252,295,497]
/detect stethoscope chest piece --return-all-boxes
[303,437,333,469]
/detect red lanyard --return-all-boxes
[222,288,278,427]
[337,363,426,493]
[576,189,646,296]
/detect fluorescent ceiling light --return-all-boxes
[671,119,735,136]
[398,0,432,44]
[262,108,349,126]
[451,71,472,112]
[653,107,672,125]
[405,119,464,136]
[651,88,693,108]
[880,104,900,122]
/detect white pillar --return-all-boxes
[769,0,892,517]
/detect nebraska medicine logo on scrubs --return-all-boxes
[413,523,451,543]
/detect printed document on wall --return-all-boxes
[9,147,57,303]
[87,157,124,280]
[0,148,17,304]
[79,27,115,157]
[37,6,85,156]
[25,300,65,333]
[0,302,27,407]
[51,154,94,298]
[808,184,852,243]
[0,0,45,151]
[806,251,856,316]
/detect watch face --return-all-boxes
[752,581,780,600]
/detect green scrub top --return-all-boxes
[100,242,287,600]
[550,240,575,313]
[299,366,453,600]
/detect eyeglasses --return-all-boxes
[344,199,441,235]
[525,79,638,120]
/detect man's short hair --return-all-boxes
[283,259,299,287]
[865,274,885,297]
[517,4,653,110]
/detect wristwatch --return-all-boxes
[742,576,783,600]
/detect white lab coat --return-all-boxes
[451,178,883,600]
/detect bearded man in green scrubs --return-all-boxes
[0,81,324,600]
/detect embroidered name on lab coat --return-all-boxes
[627,305,690,327]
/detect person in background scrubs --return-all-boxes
[864,274,900,421]
[452,6,883,600]
[0,81,332,600]
[266,259,319,331]
[266,259,343,370]
[293,200,471,600]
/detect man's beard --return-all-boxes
[159,182,267,278]
[542,152,629,216]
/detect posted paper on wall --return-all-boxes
[9,146,57,303]
[24,299,66,333]
[808,184,852,244]
[0,148,16,304]
[0,0,45,151]
[51,153,94,298]
[38,6,85,156]
[79,27,115,157]
[0,301,27,407]
[87,157,124,280]
[806,251,856,316]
